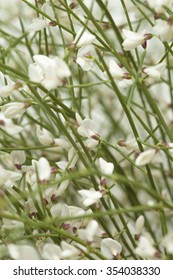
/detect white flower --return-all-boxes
[27,3,55,32]
[33,157,51,182]
[78,220,99,243]
[122,29,152,50]
[135,149,157,166]
[0,84,18,98]
[101,238,122,259]
[8,244,39,260]
[73,28,96,48]
[161,232,173,254]
[153,19,173,42]
[60,241,81,259]
[77,118,99,139]
[135,236,157,258]
[143,62,166,80]
[78,188,102,207]
[37,127,54,146]
[28,55,71,90]
[1,102,30,119]
[53,138,70,150]
[76,45,96,71]
[0,166,22,187]
[147,0,173,13]
[0,72,22,98]
[9,151,26,168]
[42,243,62,260]
[56,147,78,170]
[0,113,23,135]
[135,215,144,235]
[118,138,139,151]
[109,60,131,80]
[99,157,114,175]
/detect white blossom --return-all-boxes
[135,236,157,258]
[1,102,30,119]
[60,241,81,259]
[56,147,78,170]
[9,151,26,168]
[28,3,55,32]
[33,157,51,182]
[77,118,99,139]
[73,28,96,48]
[0,166,22,187]
[135,215,145,235]
[99,157,114,175]
[135,149,157,166]
[153,19,173,42]
[78,220,99,243]
[161,232,173,254]
[42,243,62,260]
[8,244,39,260]
[78,188,102,207]
[122,29,152,50]
[147,0,173,13]
[101,238,122,259]
[28,55,71,90]
[76,45,96,71]
[143,62,166,80]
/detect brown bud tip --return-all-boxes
[122,72,132,80]
[0,120,5,126]
[154,13,162,20]
[117,139,126,147]
[48,21,57,27]
[69,1,77,9]
[91,134,100,141]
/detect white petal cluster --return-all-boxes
[28,55,71,90]
[135,149,157,166]
[122,29,152,50]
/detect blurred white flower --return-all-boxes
[161,232,173,254]
[0,113,23,135]
[143,62,166,80]
[135,215,145,236]
[28,3,55,32]
[9,150,26,169]
[60,241,81,259]
[78,188,102,207]
[122,29,152,50]
[37,127,54,146]
[77,118,99,139]
[73,28,96,48]
[109,60,131,80]
[99,157,114,175]
[147,0,173,13]
[8,244,39,260]
[118,138,139,151]
[28,55,71,90]
[101,238,122,259]
[56,147,78,170]
[1,102,30,119]
[135,236,157,258]
[33,157,51,182]
[78,220,99,243]
[42,243,62,260]
[135,149,157,166]
[0,72,21,98]
[76,45,96,71]
[0,166,22,187]
[153,19,173,42]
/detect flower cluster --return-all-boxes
[0,0,173,261]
